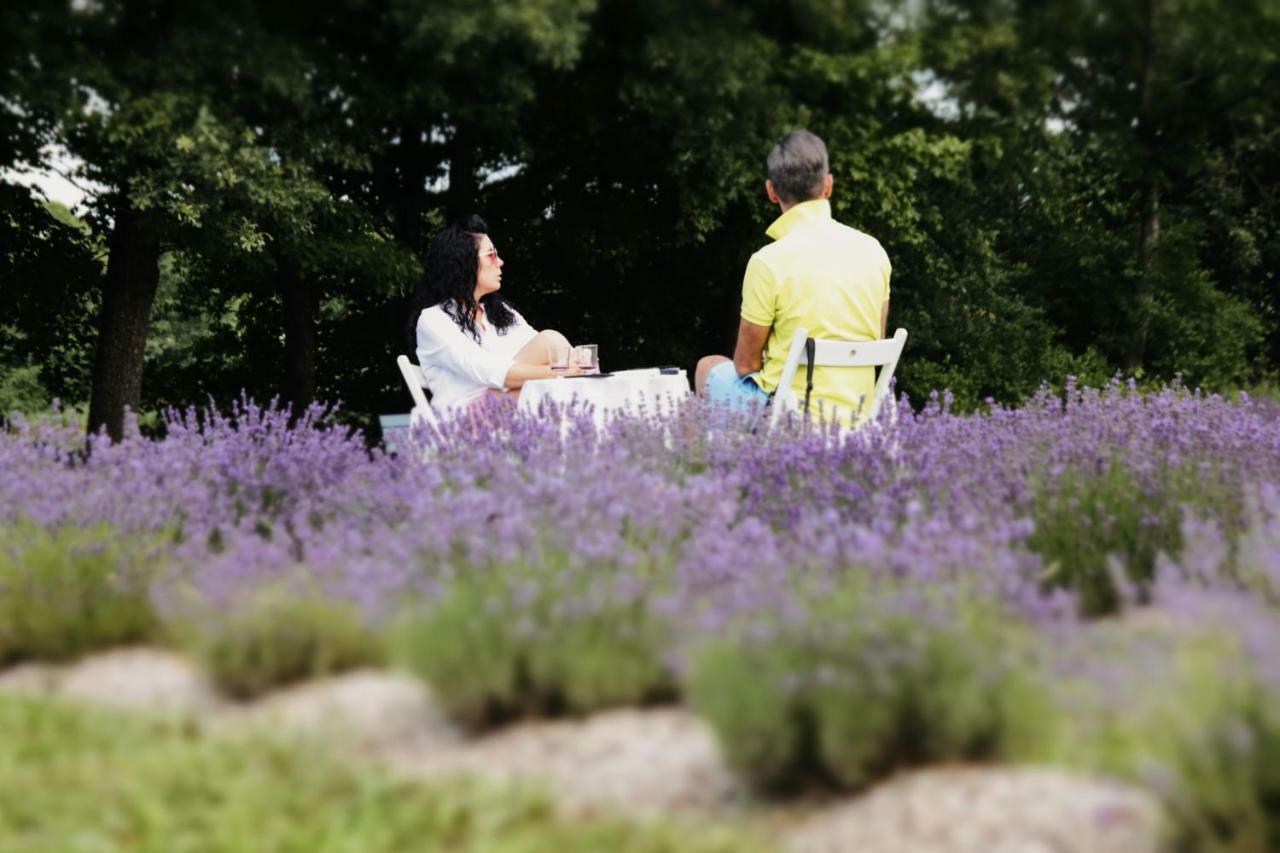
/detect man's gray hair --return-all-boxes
[766,130,829,205]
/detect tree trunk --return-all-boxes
[446,121,477,220]
[1130,171,1160,370]
[1127,0,1161,370]
[279,256,319,415]
[387,123,431,246]
[86,202,161,441]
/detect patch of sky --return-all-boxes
[911,70,960,121]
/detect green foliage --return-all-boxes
[0,364,49,419]
[1146,261,1266,390]
[922,0,1280,390]
[0,694,763,852]
[685,637,820,792]
[171,585,384,699]
[0,185,101,413]
[1029,462,1180,616]
[392,553,673,728]
[5,0,1279,423]
[1029,618,1280,853]
[0,521,158,665]
[392,574,524,726]
[688,577,1046,793]
[1028,459,1242,616]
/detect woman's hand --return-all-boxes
[502,361,585,389]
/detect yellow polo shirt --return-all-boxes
[740,199,891,422]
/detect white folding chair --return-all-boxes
[395,355,441,429]
[769,328,908,427]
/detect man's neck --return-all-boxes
[775,195,823,215]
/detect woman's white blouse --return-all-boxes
[415,303,538,412]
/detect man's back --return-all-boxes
[741,198,891,421]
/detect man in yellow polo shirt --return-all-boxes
[695,129,891,423]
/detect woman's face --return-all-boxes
[473,235,504,300]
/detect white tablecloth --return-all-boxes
[518,368,690,425]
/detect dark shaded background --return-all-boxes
[3,0,1277,437]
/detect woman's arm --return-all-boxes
[419,310,581,391]
[417,309,516,390]
[502,361,580,389]
[502,328,581,388]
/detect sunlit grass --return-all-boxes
[0,694,767,853]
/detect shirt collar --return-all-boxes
[765,198,831,241]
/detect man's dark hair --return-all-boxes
[766,130,829,204]
[406,215,519,351]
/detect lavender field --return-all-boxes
[3,381,1280,850]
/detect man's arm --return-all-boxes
[880,298,890,340]
[732,317,771,378]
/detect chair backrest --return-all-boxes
[770,327,908,426]
[395,355,441,428]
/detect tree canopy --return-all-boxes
[2,0,1277,433]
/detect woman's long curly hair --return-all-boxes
[406,215,519,350]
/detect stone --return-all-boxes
[781,765,1165,853]
[57,647,222,715]
[221,669,460,752]
[387,706,743,818]
[0,662,63,695]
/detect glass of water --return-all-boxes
[574,344,599,374]
[548,343,572,375]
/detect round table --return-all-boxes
[517,368,690,427]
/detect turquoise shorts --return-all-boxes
[705,361,770,411]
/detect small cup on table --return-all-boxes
[574,344,599,375]
[548,342,573,376]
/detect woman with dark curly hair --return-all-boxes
[407,215,579,412]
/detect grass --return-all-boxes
[0,694,768,852]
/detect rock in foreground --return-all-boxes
[783,766,1164,853]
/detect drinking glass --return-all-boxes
[548,342,572,375]
[574,344,599,374]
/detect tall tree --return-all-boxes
[42,1,285,438]
[1,2,101,413]
[924,0,1280,379]
[485,0,1073,404]
[29,0,384,432]
[8,0,1277,426]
